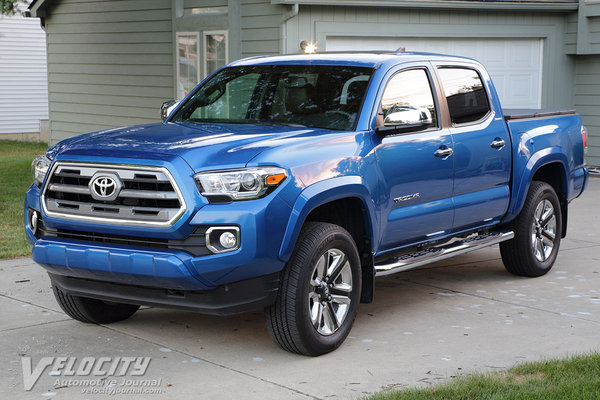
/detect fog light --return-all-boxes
[28,209,39,235]
[219,232,237,249]
[205,226,240,254]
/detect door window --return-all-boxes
[438,67,490,125]
[380,69,438,129]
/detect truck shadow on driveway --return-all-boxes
[111,251,524,356]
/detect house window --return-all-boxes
[176,32,200,99]
[184,6,228,17]
[203,31,228,77]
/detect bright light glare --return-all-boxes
[304,42,317,54]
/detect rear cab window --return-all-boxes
[437,67,491,125]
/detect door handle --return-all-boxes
[434,147,453,158]
[490,138,506,149]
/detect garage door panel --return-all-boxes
[326,36,542,109]
[509,74,535,98]
[482,43,505,67]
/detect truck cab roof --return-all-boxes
[230,51,480,69]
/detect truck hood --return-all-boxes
[50,122,335,171]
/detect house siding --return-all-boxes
[574,55,600,167]
[44,0,173,144]
[565,12,577,54]
[589,17,600,53]
[240,0,286,56]
[0,14,48,134]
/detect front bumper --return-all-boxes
[49,272,280,315]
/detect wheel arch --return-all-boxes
[505,148,569,237]
[278,176,378,303]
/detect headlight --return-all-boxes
[31,155,51,186]
[194,167,287,201]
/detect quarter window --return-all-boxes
[438,67,490,125]
[380,69,438,129]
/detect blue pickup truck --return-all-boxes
[26,52,588,356]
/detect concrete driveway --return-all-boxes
[2,178,599,400]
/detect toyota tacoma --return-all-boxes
[25,52,589,356]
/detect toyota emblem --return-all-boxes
[89,173,122,201]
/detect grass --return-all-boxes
[367,352,600,400]
[0,140,49,259]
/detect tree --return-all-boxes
[1,0,26,15]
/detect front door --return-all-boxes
[373,66,455,252]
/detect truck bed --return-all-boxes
[503,108,577,120]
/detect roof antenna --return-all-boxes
[396,47,406,53]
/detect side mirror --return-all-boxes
[161,100,180,120]
[376,105,433,136]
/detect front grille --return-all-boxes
[38,223,211,257]
[42,162,186,227]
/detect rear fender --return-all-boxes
[504,147,569,224]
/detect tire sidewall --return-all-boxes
[294,228,361,354]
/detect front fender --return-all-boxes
[504,147,569,223]
[278,176,378,261]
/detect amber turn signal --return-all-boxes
[266,173,286,186]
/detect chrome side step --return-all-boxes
[375,231,514,277]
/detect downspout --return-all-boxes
[280,3,299,54]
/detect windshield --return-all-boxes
[170,65,373,131]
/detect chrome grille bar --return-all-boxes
[42,162,187,227]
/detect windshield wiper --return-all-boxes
[256,121,307,128]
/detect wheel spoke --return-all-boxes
[312,301,323,328]
[540,205,554,226]
[326,251,344,279]
[534,202,544,220]
[542,229,555,241]
[330,261,351,284]
[322,304,337,333]
[331,283,352,295]
[543,215,556,231]
[536,238,545,261]
[325,302,339,331]
[311,255,326,286]
[331,294,351,305]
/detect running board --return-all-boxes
[375,231,514,277]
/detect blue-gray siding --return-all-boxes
[574,56,600,167]
[45,0,173,143]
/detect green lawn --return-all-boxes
[0,140,49,259]
[368,352,600,400]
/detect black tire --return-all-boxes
[52,284,140,324]
[265,222,362,356]
[500,181,562,277]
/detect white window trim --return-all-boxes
[176,31,200,99]
[203,30,229,78]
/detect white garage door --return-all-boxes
[326,37,543,109]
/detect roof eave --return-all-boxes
[27,0,52,18]
[271,0,579,12]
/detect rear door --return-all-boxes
[372,64,455,251]
[433,64,511,231]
